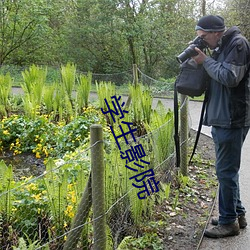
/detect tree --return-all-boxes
[220,0,250,39]
[0,0,50,65]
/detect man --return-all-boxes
[192,15,250,238]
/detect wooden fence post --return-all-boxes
[63,175,92,250]
[133,63,138,85]
[126,64,138,109]
[91,124,106,250]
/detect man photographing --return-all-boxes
[192,15,250,238]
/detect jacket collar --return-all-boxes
[212,26,241,58]
[221,26,241,46]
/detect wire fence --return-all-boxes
[0,66,190,249]
[0,64,175,96]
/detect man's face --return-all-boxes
[196,30,222,49]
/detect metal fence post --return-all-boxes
[180,94,188,176]
[91,124,106,250]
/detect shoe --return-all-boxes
[204,222,240,238]
[211,214,247,229]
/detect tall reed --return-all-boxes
[0,161,14,222]
[145,100,174,165]
[60,63,76,102]
[76,72,92,112]
[0,73,12,116]
[21,65,47,118]
[43,159,68,233]
[129,83,152,124]
[43,84,55,114]
[96,81,116,111]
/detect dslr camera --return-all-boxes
[176,36,208,64]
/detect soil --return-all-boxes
[159,130,217,250]
[0,152,45,180]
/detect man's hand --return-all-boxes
[192,47,207,64]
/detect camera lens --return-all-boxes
[176,45,198,63]
[176,37,208,63]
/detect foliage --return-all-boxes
[21,65,47,118]
[76,72,92,111]
[0,73,12,117]
[103,90,174,246]
[0,70,177,248]
[0,0,52,65]
[61,63,76,102]
[0,161,15,222]
[117,233,163,250]
[13,235,46,250]
[220,0,250,39]
[0,153,91,248]
[0,0,235,78]
[12,176,49,241]
[0,107,102,158]
[129,83,153,125]
[145,100,175,165]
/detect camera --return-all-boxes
[176,36,208,63]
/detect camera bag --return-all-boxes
[175,58,209,97]
[174,58,210,168]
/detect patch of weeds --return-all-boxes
[117,233,163,250]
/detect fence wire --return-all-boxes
[0,68,191,249]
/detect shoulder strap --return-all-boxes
[174,82,208,167]
[174,81,180,168]
[189,91,208,164]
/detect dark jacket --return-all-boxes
[203,26,250,128]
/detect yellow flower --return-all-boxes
[65,205,74,218]
[32,193,42,201]
[26,183,37,191]
[3,130,9,135]
[71,195,76,204]
[42,147,49,157]
[36,152,41,159]
[14,149,22,155]
[12,207,17,212]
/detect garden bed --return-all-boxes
[161,131,217,250]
